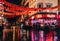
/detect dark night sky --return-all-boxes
[6,0,22,5]
[5,0,22,23]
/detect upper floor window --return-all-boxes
[37,3,43,8]
[25,3,29,7]
[46,3,52,8]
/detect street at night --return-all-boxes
[0,0,60,41]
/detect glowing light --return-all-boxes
[47,10,50,12]
[47,14,55,18]
[31,16,35,19]
[59,15,60,18]
[36,14,42,18]
[0,17,2,19]
[40,24,44,27]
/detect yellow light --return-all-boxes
[37,14,42,18]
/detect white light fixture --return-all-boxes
[0,16,2,19]
[47,10,50,12]
[31,16,34,19]
[47,14,55,18]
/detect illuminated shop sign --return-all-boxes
[47,14,56,18]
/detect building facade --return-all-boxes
[21,0,58,16]
[58,0,60,11]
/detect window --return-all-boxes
[37,3,43,12]
[25,3,29,7]
[46,3,52,8]
[37,3,43,8]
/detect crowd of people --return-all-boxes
[0,16,60,41]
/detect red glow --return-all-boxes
[58,15,60,18]
[46,32,53,41]
[18,27,20,39]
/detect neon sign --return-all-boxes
[47,14,55,18]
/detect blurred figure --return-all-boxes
[44,23,51,41]
[55,25,60,41]
[44,23,50,34]
[0,2,4,41]
[32,23,41,41]
[20,21,32,41]
[36,22,41,31]
[3,21,10,41]
[0,18,3,41]
[20,29,27,41]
